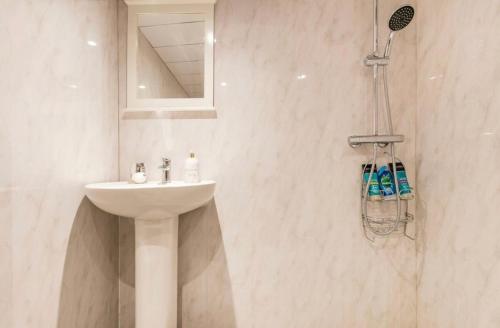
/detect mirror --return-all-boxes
[137,13,205,99]
[126,2,215,114]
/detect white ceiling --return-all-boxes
[138,13,205,98]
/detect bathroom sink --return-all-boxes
[85,180,216,219]
[84,180,216,328]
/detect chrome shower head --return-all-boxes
[384,5,415,57]
[388,5,415,31]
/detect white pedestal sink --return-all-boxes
[84,180,216,328]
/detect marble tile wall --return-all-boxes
[119,0,417,327]
[416,1,500,327]
[0,0,119,327]
[0,187,12,327]
[57,199,119,328]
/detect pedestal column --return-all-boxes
[135,217,178,328]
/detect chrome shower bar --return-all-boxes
[373,0,378,54]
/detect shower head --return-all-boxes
[384,5,415,57]
[388,5,415,32]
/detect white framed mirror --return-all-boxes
[125,1,215,116]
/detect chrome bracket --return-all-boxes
[364,55,390,67]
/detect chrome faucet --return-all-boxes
[159,157,171,184]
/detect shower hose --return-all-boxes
[361,64,402,238]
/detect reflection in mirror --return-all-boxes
[136,13,205,99]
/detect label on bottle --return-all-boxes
[363,165,381,199]
[389,162,413,197]
[184,170,200,183]
[378,166,396,197]
[396,170,412,196]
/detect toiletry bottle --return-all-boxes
[377,164,396,199]
[389,161,414,199]
[184,152,200,183]
[362,164,382,200]
[131,162,147,184]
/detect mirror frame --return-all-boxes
[125,2,215,115]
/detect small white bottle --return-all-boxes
[184,152,200,183]
[131,162,147,184]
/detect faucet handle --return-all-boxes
[159,157,171,169]
[159,157,172,184]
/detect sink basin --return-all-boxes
[84,180,215,328]
[85,180,216,219]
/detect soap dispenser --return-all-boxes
[184,152,200,183]
[131,162,147,184]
